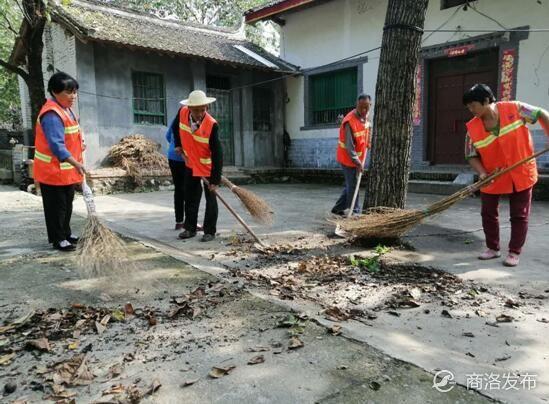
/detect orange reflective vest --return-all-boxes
[466,101,537,195]
[34,99,83,186]
[178,107,217,177]
[336,110,370,168]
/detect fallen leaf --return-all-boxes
[26,338,51,352]
[245,343,270,352]
[537,318,549,324]
[146,379,162,396]
[106,363,123,380]
[71,303,86,310]
[67,340,80,350]
[102,384,125,395]
[100,314,111,326]
[0,353,16,365]
[111,310,125,322]
[147,314,157,327]
[124,303,135,316]
[409,287,422,300]
[369,381,381,391]
[485,321,499,327]
[209,365,235,378]
[387,311,401,317]
[466,352,476,358]
[95,321,106,335]
[496,314,514,323]
[181,378,199,387]
[288,336,304,350]
[324,307,350,322]
[462,332,475,338]
[247,355,265,365]
[504,299,520,308]
[329,324,342,336]
[441,310,453,318]
[495,354,512,362]
[74,319,86,329]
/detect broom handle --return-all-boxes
[347,170,363,218]
[202,178,266,247]
[81,146,96,215]
[470,147,549,193]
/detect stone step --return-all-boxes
[408,179,465,195]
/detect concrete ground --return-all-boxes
[63,183,549,404]
[0,185,489,404]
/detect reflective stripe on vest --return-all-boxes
[337,141,362,157]
[473,119,525,149]
[34,150,52,163]
[33,99,83,186]
[466,101,537,194]
[336,109,369,167]
[64,125,80,135]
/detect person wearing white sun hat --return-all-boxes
[172,90,223,242]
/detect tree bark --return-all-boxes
[0,0,46,144]
[24,0,47,133]
[364,0,429,210]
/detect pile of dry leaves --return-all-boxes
[106,134,170,184]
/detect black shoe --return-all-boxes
[67,236,79,244]
[53,241,76,252]
[200,234,215,242]
[178,230,197,240]
[331,209,345,216]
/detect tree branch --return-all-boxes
[12,0,32,24]
[1,12,19,36]
[0,57,30,82]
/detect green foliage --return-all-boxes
[349,245,391,273]
[0,0,22,127]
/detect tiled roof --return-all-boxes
[50,0,296,72]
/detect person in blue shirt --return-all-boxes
[35,72,86,251]
[166,119,186,230]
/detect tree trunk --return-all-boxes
[25,0,47,136]
[364,0,429,210]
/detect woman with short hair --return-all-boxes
[34,72,86,251]
[463,83,549,267]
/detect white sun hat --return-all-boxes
[180,90,216,106]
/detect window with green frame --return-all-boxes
[132,71,166,125]
[309,67,357,125]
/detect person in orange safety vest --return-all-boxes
[34,72,86,252]
[331,94,371,216]
[173,90,223,242]
[463,83,549,267]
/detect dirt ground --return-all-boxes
[65,183,549,404]
[0,185,491,403]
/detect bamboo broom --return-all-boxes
[220,176,274,225]
[75,178,132,278]
[202,178,266,247]
[337,147,549,239]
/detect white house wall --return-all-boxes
[281,0,549,168]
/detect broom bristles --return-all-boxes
[221,177,274,225]
[76,215,132,278]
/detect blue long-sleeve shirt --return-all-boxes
[166,117,183,162]
[39,99,79,161]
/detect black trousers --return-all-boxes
[169,159,186,223]
[183,167,218,235]
[40,183,75,244]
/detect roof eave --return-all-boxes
[245,0,315,24]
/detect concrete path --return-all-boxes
[0,185,489,403]
[67,183,549,403]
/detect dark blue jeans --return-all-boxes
[332,165,361,214]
